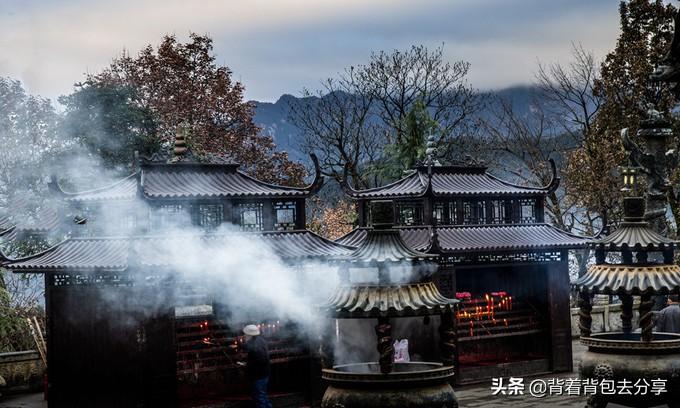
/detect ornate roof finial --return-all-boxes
[170,123,189,163]
[424,132,439,167]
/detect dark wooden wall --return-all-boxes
[547,252,573,372]
[45,274,176,408]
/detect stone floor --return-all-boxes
[0,341,661,408]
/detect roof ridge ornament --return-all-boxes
[170,123,190,163]
[423,133,440,167]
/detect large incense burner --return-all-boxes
[320,200,459,408]
[575,196,680,408]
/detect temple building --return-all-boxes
[0,131,588,406]
[337,148,587,383]
[0,133,355,407]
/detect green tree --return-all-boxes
[0,77,63,207]
[378,98,438,180]
[59,82,158,170]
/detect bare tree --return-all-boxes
[481,45,603,278]
[289,75,383,188]
[289,45,482,188]
[536,43,602,144]
[356,45,481,147]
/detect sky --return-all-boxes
[0,0,623,103]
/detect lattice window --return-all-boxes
[447,251,562,265]
[433,201,446,225]
[50,274,135,287]
[152,204,186,229]
[238,202,264,231]
[433,201,457,225]
[462,200,486,224]
[396,201,423,226]
[195,204,223,230]
[489,200,507,224]
[519,199,536,224]
[274,201,296,231]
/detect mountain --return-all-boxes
[251,85,546,165]
[252,94,312,163]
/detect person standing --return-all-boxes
[239,324,272,408]
[655,295,680,333]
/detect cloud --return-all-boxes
[0,0,621,102]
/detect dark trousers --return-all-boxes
[252,377,272,408]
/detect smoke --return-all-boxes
[145,222,340,333]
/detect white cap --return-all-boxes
[243,324,261,336]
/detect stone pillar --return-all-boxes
[620,294,634,334]
[578,290,593,337]
[439,310,457,368]
[639,293,654,342]
[375,316,394,374]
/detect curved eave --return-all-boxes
[1,237,70,272]
[233,154,324,196]
[0,225,16,238]
[327,304,454,319]
[340,229,437,263]
[322,282,458,318]
[341,171,426,199]
[592,223,677,252]
[484,158,560,195]
[574,264,680,295]
[49,173,139,202]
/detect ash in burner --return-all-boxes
[332,362,444,374]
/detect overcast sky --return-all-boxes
[0,0,622,103]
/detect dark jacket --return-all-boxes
[655,304,680,333]
[245,336,271,380]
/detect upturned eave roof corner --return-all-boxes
[305,153,325,194]
[47,174,66,198]
[486,158,560,195]
[50,173,140,202]
[424,226,443,255]
[340,167,423,199]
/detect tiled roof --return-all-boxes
[341,229,435,263]
[15,208,61,233]
[52,159,323,202]
[142,164,311,198]
[59,174,139,202]
[344,164,557,198]
[323,282,457,318]
[336,224,588,253]
[594,221,676,251]
[575,264,680,295]
[4,230,354,272]
[8,238,128,271]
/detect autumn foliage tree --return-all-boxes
[307,197,357,240]
[62,34,305,185]
[564,0,677,229]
